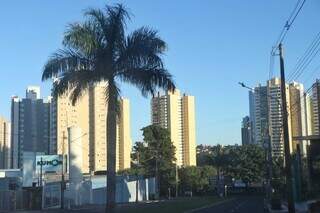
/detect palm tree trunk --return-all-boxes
[106,85,117,213]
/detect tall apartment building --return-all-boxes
[241,116,252,145]
[52,82,131,173]
[249,85,268,145]
[267,78,293,157]
[11,86,52,168]
[249,78,317,157]
[305,93,314,136]
[311,80,320,135]
[289,82,308,153]
[151,90,196,166]
[0,116,11,169]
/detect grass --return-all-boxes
[115,196,225,213]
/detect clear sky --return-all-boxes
[0,1,319,146]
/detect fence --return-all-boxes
[0,188,42,211]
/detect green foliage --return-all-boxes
[197,144,266,184]
[132,125,177,196]
[225,145,266,184]
[179,166,217,194]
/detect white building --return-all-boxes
[249,85,268,146]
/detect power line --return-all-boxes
[302,63,320,85]
[269,0,307,78]
[288,31,320,82]
[269,51,276,79]
[273,0,306,49]
[289,84,313,114]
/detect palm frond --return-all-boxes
[105,4,130,56]
[42,49,92,80]
[116,27,166,71]
[63,21,103,55]
[117,66,175,97]
[52,69,98,105]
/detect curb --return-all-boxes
[184,198,235,213]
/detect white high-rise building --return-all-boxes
[26,86,41,100]
[249,85,268,145]
[304,93,314,136]
[151,90,196,166]
[267,78,292,157]
[249,78,314,157]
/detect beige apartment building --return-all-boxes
[266,78,311,157]
[52,82,132,173]
[0,116,11,169]
[151,90,196,166]
[289,82,307,153]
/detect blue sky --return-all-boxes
[0,1,320,145]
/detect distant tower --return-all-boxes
[311,79,320,135]
[249,85,268,146]
[151,90,196,166]
[11,87,51,168]
[0,116,11,169]
[241,116,252,145]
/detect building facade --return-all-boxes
[311,80,320,135]
[11,86,52,168]
[289,82,308,153]
[151,90,196,166]
[241,116,252,145]
[267,78,293,157]
[51,82,132,173]
[248,78,320,157]
[0,116,11,169]
[249,85,268,145]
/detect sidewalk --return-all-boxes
[266,199,320,213]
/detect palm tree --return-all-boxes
[42,4,175,212]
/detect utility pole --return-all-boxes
[61,131,67,209]
[279,43,295,213]
[175,164,178,197]
[40,157,43,187]
[136,151,139,203]
[264,126,273,200]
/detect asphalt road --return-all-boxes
[16,196,265,213]
[194,196,265,213]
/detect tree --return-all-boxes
[198,144,266,185]
[133,125,176,197]
[225,145,266,184]
[209,144,227,179]
[179,166,216,195]
[196,145,212,166]
[41,4,175,212]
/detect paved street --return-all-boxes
[16,196,265,213]
[194,196,265,213]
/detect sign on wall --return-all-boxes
[36,155,63,174]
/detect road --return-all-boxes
[194,196,265,213]
[16,196,265,213]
